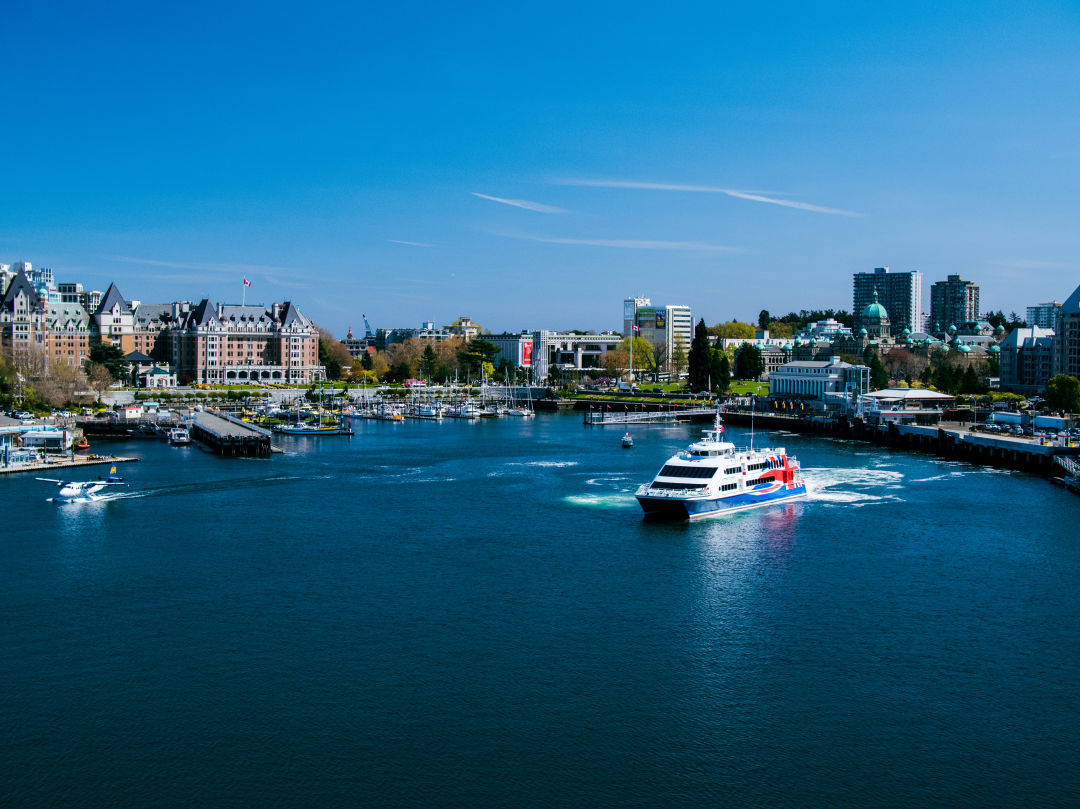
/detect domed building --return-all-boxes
[858,289,891,340]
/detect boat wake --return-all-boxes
[507,461,580,468]
[564,492,638,509]
[804,467,906,507]
[584,476,630,486]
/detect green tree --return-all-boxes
[766,320,794,338]
[316,330,353,381]
[709,349,730,392]
[495,357,515,383]
[709,320,755,339]
[959,365,981,394]
[670,334,688,378]
[866,349,889,390]
[757,309,770,330]
[458,339,499,377]
[734,343,764,380]
[687,319,711,391]
[388,360,413,382]
[419,344,439,380]
[88,339,129,381]
[1044,374,1080,413]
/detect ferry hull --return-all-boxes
[637,483,808,521]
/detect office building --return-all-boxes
[1027,301,1062,330]
[853,267,922,334]
[929,275,980,333]
[487,331,534,370]
[622,296,692,374]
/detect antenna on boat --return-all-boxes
[749,395,755,451]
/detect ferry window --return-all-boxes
[724,467,741,475]
[651,480,710,490]
[658,464,717,479]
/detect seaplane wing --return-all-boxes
[36,477,65,484]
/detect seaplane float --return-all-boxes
[37,466,127,502]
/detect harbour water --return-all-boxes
[2,413,1078,807]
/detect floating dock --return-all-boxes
[0,454,138,476]
[192,410,272,457]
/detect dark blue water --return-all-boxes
[3,413,1079,808]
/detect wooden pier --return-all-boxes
[584,405,716,425]
[192,410,272,457]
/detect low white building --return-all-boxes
[769,356,869,401]
[530,330,622,382]
[858,388,955,425]
[139,366,177,388]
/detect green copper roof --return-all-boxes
[861,289,889,321]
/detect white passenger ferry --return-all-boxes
[636,415,807,520]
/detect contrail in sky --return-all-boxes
[554,179,861,216]
[472,192,567,214]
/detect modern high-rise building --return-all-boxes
[622,296,651,336]
[852,267,922,334]
[622,296,692,373]
[929,275,980,333]
[1027,301,1062,330]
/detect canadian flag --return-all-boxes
[243,278,252,287]
[631,325,640,333]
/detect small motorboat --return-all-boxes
[622,432,634,449]
[73,436,90,451]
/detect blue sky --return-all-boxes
[2,1,1078,335]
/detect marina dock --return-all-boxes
[0,454,138,476]
[192,410,273,457]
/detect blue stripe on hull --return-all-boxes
[637,483,807,521]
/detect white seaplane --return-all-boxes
[37,466,127,502]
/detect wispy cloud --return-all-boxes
[388,239,436,247]
[554,178,861,217]
[109,255,299,275]
[263,275,312,290]
[503,232,741,252]
[991,259,1067,270]
[472,192,567,214]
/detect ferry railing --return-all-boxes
[636,484,708,498]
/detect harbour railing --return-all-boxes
[1054,454,1080,477]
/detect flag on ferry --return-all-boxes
[243,278,252,287]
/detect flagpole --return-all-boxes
[242,280,246,307]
